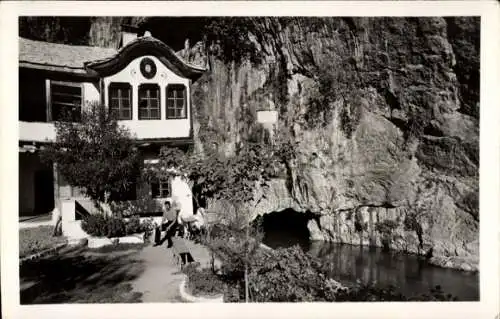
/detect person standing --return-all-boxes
[164,198,185,247]
[154,199,177,246]
[52,207,62,237]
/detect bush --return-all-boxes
[139,217,155,240]
[182,263,226,296]
[81,214,153,238]
[247,245,338,302]
[106,217,126,238]
[458,191,479,222]
[354,209,367,232]
[81,213,109,237]
[339,97,363,139]
[110,196,159,217]
[199,244,461,302]
[124,216,142,235]
[375,219,399,235]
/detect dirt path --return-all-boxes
[130,243,186,302]
[130,237,217,303]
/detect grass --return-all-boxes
[19,226,67,257]
[20,244,146,304]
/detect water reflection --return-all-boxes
[263,232,479,301]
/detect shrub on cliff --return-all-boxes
[202,17,263,64]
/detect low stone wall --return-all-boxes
[19,238,88,265]
[19,242,68,265]
[87,234,145,249]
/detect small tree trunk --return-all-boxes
[245,223,250,303]
[103,191,111,216]
[245,263,249,302]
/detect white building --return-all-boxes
[19,25,206,223]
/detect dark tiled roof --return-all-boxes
[19,36,206,79]
[19,37,117,71]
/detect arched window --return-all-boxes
[166,84,187,119]
[138,84,160,120]
[108,82,132,120]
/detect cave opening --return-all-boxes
[254,208,315,250]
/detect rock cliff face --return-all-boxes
[20,17,479,270]
[180,17,479,270]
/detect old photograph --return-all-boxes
[16,14,480,305]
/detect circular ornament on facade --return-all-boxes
[140,58,157,79]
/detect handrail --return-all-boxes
[74,200,91,220]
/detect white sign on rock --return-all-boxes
[256,110,278,124]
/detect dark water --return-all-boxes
[263,230,479,301]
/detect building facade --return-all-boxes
[19,26,206,220]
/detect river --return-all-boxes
[262,229,479,301]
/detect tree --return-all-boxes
[149,142,276,302]
[41,103,142,206]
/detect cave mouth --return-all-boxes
[254,208,314,250]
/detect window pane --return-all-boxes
[177,98,185,109]
[139,99,148,109]
[160,181,170,197]
[167,108,175,118]
[120,87,130,100]
[139,108,148,119]
[149,89,159,98]
[110,88,119,99]
[160,190,169,197]
[150,108,159,119]
[110,97,120,108]
[167,99,175,108]
[150,98,159,108]
[121,98,130,108]
[121,109,130,120]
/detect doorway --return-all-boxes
[34,169,55,214]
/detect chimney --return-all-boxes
[119,24,139,48]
